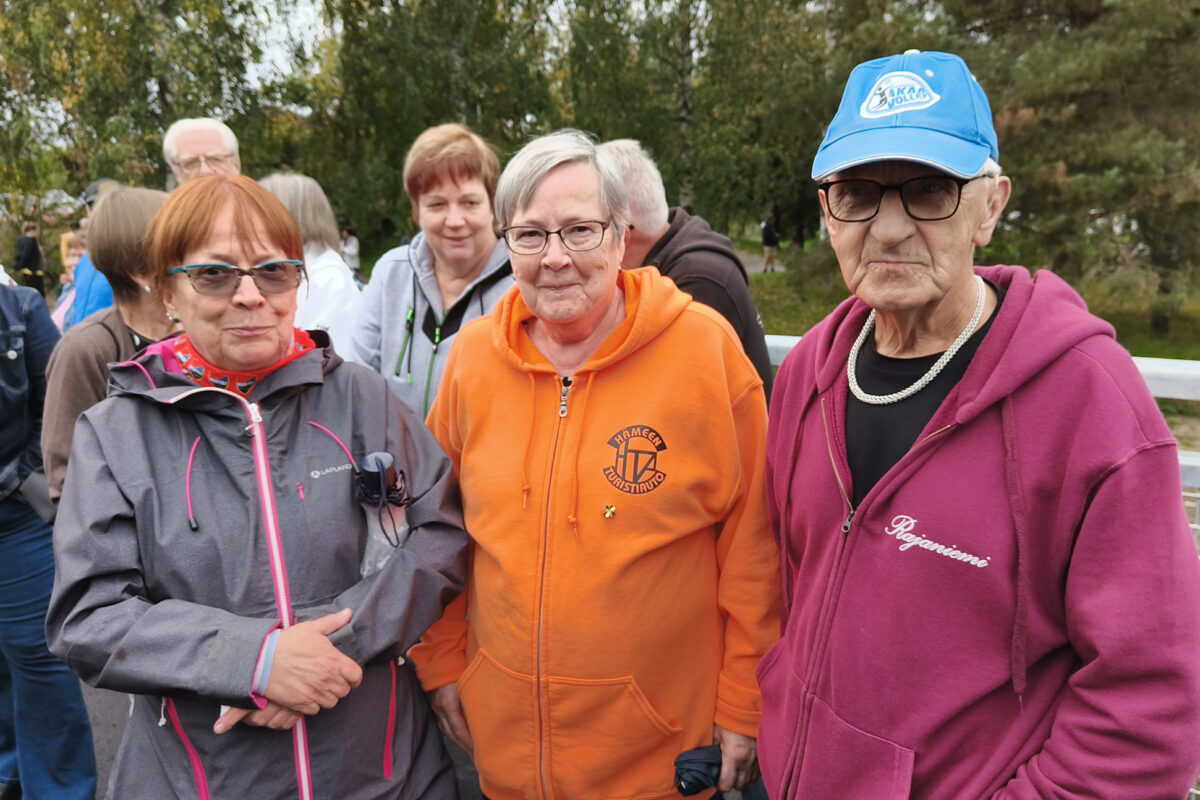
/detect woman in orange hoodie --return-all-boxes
[410,130,780,800]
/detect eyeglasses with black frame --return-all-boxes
[502,220,611,255]
[819,175,986,222]
[166,260,304,297]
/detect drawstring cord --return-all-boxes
[185,437,201,530]
[565,373,597,541]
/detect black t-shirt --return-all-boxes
[846,283,1004,506]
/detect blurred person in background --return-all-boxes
[49,229,85,332]
[599,139,774,399]
[163,117,241,187]
[260,172,362,357]
[0,283,96,800]
[351,123,512,416]
[67,178,120,327]
[12,221,45,297]
[43,187,179,505]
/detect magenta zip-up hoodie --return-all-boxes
[759,265,1200,799]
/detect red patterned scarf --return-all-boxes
[172,329,316,398]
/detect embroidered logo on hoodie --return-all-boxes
[604,425,667,494]
[884,515,990,568]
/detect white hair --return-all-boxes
[163,118,239,163]
[976,158,1003,178]
[494,129,629,239]
[597,139,669,234]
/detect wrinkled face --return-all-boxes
[510,161,624,335]
[821,160,1007,316]
[163,203,297,372]
[416,175,497,273]
[170,129,241,183]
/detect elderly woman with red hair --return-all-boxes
[46,175,468,799]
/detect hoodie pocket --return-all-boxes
[789,695,913,800]
[457,649,540,798]
[545,674,682,799]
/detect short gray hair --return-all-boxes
[597,139,668,234]
[976,158,1003,178]
[495,130,629,240]
[163,118,239,163]
[259,172,341,253]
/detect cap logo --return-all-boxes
[860,71,941,118]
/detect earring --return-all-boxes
[143,284,153,294]
[167,311,180,323]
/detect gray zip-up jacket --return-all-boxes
[46,335,467,799]
[351,234,512,417]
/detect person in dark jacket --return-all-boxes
[0,284,96,800]
[11,222,45,296]
[46,175,468,799]
[599,139,774,399]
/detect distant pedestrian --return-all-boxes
[12,221,45,296]
[760,214,780,272]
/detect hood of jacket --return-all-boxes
[489,266,694,375]
[644,208,748,282]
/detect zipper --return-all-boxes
[536,376,572,797]
[558,375,573,417]
[820,400,855,534]
[166,388,314,800]
[165,697,211,800]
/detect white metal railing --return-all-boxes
[765,335,1200,513]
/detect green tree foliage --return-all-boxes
[0,0,262,189]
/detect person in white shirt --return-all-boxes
[260,173,362,359]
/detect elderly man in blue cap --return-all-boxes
[757,50,1200,798]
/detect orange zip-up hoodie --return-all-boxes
[411,267,780,799]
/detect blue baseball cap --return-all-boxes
[812,50,999,181]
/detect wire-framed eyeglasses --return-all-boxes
[819,175,986,222]
[166,260,304,297]
[502,221,611,255]
[172,153,235,177]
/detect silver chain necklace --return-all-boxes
[847,274,986,405]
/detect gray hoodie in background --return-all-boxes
[352,234,512,417]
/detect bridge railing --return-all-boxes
[764,335,1200,540]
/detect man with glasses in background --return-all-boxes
[163,117,241,187]
[758,50,1200,798]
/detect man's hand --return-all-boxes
[213,702,301,734]
[430,682,474,756]
[714,724,759,791]
[266,608,363,714]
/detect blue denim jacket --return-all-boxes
[0,285,60,500]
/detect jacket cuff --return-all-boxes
[714,672,762,738]
[409,646,468,692]
[249,625,282,708]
